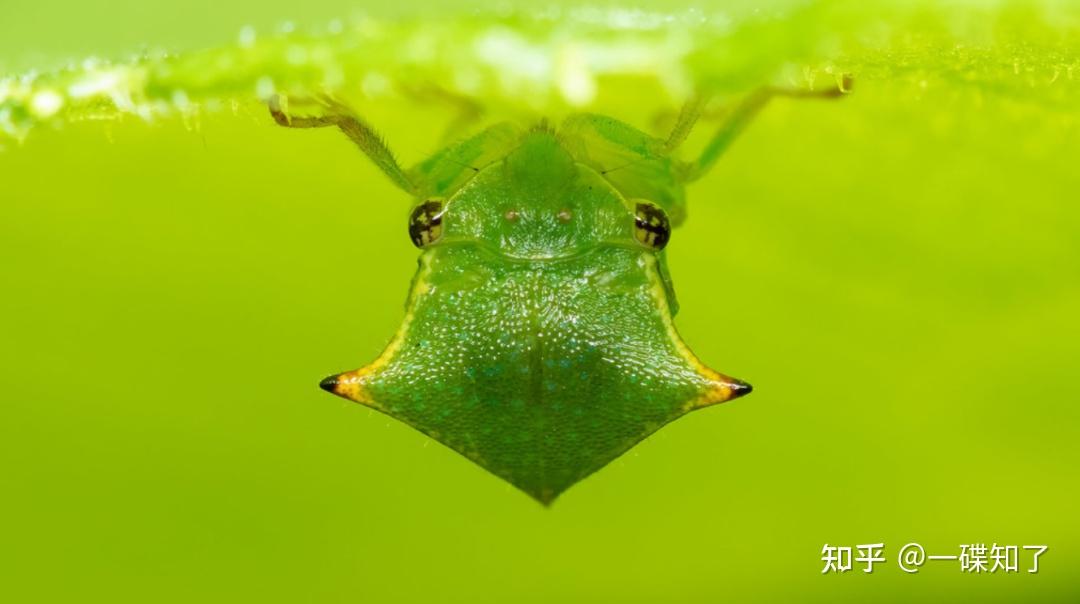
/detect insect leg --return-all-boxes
[268,95,416,194]
[679,75,853,183]
[399,83,486,145]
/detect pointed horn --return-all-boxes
[687,374,753,411]
[318,369,377,407]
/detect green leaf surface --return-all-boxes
[2,1,1077,145]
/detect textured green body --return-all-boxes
[367,246,710,503]
[323,119,750,504]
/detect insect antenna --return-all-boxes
[599,154,653,176]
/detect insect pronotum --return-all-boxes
[270,80,850,505]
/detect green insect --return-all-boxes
[270,82,847,504]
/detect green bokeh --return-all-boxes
[1,2,1078,603]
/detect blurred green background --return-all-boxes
[1,1,1078,603]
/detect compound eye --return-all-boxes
[634,202,671,250]
[408,199,444,248]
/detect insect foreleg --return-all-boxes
[399,83,486,145]
[678,75,853,183]
[268,95,416,194]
